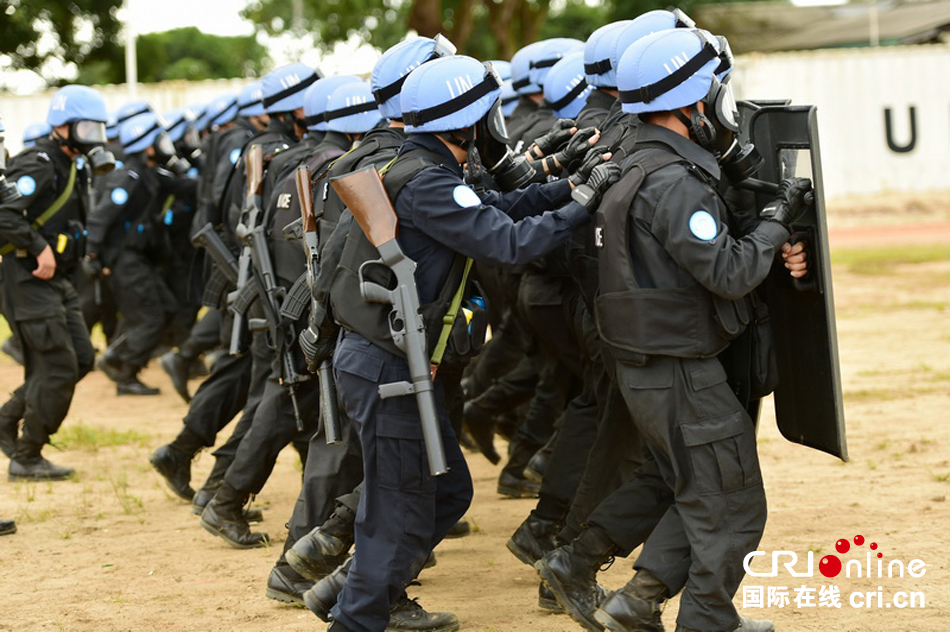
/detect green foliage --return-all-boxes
[76,27,268,85]
[0,0,124,85]
[51,424,151,451]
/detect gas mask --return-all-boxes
[0,127,21,204]
[472,99,535,191]
[153,130,190,175]
[67,120,116,175]
[469,64,536,191]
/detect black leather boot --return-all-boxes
[536,525,616,632]
[303,556,351,622]
[387,594,460,631]
[462,401,500,465]
[287,502,355,581]
[539,582,563,612]
[497,438,541,498]
[524,431,556,483]
[0,518,16,535]
[507,511,560,566]
[8,434,74,482]
[199,482,269,549]
[265,560,314,605]
[160,351,192,403]
[148,444,195,501]
[191,456,230,514]
[444,518,471,539]
[594,569,668,632]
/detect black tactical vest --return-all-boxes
[594,147,747,363]
[329,149,473,361]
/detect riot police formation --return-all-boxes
[0,8,839,632]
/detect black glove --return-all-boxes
[299,326,337,373]
[571,161,622,212]
[569,146,609,187]
[549,127,598,172]
[81,254,103,279]
[527,119,575,158]
[760,177,812,228]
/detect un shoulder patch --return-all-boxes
[16,175,36,196]
[688,210,717,241]
[452,185,480,208]
[111,187,129,206]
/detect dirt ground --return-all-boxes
[1,216,949,631]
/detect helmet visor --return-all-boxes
[73,120,107,145]
[713,82,739,132]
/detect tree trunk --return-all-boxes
[448,0,479,52]
[487,0,519,59]
[408,0,445,38]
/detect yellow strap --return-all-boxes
[430,257,473,367]
[0,163,77,256]
[160,194,176,216]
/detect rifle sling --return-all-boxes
[430,257,473,368]
[0,162,77,256]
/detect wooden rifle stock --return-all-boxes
[245,144,264,202]
[297,166,317,232]
[330,166,397,248]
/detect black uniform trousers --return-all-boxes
[331,333,472,632]
[615,355,767,632]
[108,250,175,369]
[179,307,223,360]
[0,269,94,447]
[283,415,364,550]
[77,272,118,342]
[182,352,252,447]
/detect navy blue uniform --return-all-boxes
[331,133,588,632]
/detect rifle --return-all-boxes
[229,144,263,356]
[236,155,310,432]
[296,165,343,445]
[330,166,448,476]
[191,222,239,284]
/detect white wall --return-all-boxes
[0,78,250,156]
[732,44,950,200]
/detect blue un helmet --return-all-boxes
[121,112,189,174]
[207,93,239,129]
[401,55,502,134]
[608,10,697,92]
[115,100,152,128]
[584,21,631,88]
[163,108,201,156]
[47,85,114,174]
[23,122,52,147]
[619,28,759,181]
[303,75,361,132]
[262,63,321,115]
[106,110,121,141]
[544,51,593,119]
[324,81,383,134]
[237,81,266,118]
[510,41,549,95]
[487,60,512,81]
[403,56,536,190]
[189,102,212,134]
[528,38,584,90]
[371,35,457,121]
[500,79,518,118]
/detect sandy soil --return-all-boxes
[1,222,948,631]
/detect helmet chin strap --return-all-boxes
[672,105,716,150]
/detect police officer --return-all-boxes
[544,28,809,632]
[285,35,453,599]
[0,86,109,479]
[323,55,618,632]
[89,112,197,395]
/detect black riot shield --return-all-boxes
[743,104,847,462]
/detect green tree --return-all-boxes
[0,0,123,85]
[241,0,565,60]
[74,27,268,85]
